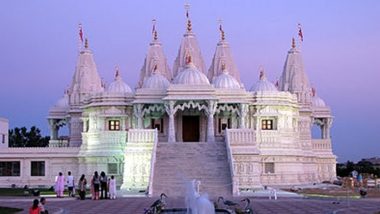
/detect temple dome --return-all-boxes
[107,68,133,93]
[250,69,278,92]
[311,88,326,107]
[173,62,210,85]
[142,72,170,89]
[54,93,69,109]
[312,96,326,107]
[212,69,240,89]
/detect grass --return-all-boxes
[0,206,23,214]
[0,188,56,196]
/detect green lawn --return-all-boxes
[0,207,23,214]
[0,188,56,196]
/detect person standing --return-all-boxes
[108,175,117,199]
[67,171,75,197]
[55,172,65,198]
[100,171,108,199]
[92,171,100,200]
[78,174,87,200]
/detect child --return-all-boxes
[29,199,41,214]
[108,175,117,199]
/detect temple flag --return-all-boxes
[298,23,303,42]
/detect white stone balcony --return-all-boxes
[49,139,69,147]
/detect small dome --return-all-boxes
[173,59,210,85]
[54,93,69,109]
[312,96,326,107]
[107,68,133,93]
[143,72,170,89]
[212,69,240,89]
[250,69,278,92]
[311,88,326,107]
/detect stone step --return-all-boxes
[152,142,232,197]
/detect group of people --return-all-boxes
[29,197,47,214]
[54,170,117,200]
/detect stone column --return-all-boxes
[165,101,176,143]
[133,104,144,129]
[48,119,58,140]
[325,118,332,139]
[206,100,217,142]
[239,103,249,128]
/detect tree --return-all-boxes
[8,126,50,147]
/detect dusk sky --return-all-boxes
[0,0,379,162]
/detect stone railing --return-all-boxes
[312,139,332,151]
[148,129,158,196]
[49,140,69,147]
[225,129,238,195]
[226,129,256,145]
[127,129,156,143]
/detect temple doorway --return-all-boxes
[182,116,200,142]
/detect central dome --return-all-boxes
[212,69,240,89]
[143,72,170,89]
[173,62,210,85]
[107,68,133,93]
[250,69,278,92]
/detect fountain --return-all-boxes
[151,179,232,214]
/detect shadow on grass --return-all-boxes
[0,206,23,214]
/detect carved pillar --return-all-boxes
[325,118,332,139]
[165,101,176,143]
[48,119,58,140]
[133,104,144,129]
[239,103,249,128]
[206,100,217,142]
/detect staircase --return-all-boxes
[151,141,232,198]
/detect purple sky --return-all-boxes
[0,1,379,162]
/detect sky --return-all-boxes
[0,0,379,162]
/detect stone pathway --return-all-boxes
[0,196,379,214]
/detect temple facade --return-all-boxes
[0,12,336,196]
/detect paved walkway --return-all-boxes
[0,196,379,214]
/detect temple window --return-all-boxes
[108,163,118,174]
[31,161,45,176]
[1,134,5,144]
[0,161,20,176]
[264,162,275,174]
[108,120,120,131]
[261,119,274,130]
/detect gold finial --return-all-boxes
[311,87,316,97]
[259,65,265,80]
[84,38,89,49]
[291,37,296,48]
[152,19,158,40]
[185,3,192,32]
[115,66,120,79]
[218,19,225,41]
